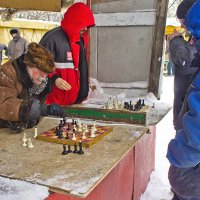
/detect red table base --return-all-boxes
[47,126,156,200]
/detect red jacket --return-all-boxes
[40,3,95,105]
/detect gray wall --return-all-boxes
[90,0,156,88]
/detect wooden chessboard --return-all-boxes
[36,123,113,148]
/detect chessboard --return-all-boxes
[36,120,113,148]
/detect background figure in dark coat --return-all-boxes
[167,0,200,199]
[169,35,198,129]
[0,43,8,65]
[169,0,197,130]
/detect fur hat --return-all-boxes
[24,42,55,73]
[176,0,196,19]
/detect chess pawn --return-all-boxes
[34,126,38,138]
[78,124,82,132]
[27,138,34,148]
[72,131,76,141]
[22,133,27,142]
[84,124,89,133]
[93,121,97,132]
[90,127,96,138]
[82,131,86,139]
[73,124,77,131]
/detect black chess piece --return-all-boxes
[65,132,70,139]
[67,124,71,131]
[137,99,142,106]
[72,119,75,125]
[67,145,72,153]
[62,145,68,155]
[73,143,79,153]
[63,117,67,126]
[124,102,129,110]
[142,99,145,106]
[78,141,84,154]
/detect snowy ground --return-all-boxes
[141,76,175,200]
[0,76,175,200]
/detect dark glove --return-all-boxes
[7,122,26,133]
[41,104,66,118]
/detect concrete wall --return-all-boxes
[90,0,157,95]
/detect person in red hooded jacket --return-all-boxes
[39,3,95,105]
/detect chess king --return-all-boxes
[0,42,66,133]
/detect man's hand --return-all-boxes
[55,78,71,90]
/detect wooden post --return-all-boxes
[148,0,169,98]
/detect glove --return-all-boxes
[7,122,26,133]
[41,104,66,118]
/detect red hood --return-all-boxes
[61,3,95,69]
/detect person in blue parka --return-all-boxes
[167,0,200,199]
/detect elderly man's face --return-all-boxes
[27,67,48,85]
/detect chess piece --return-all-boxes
[82,131,86,139]
[73,143,79,153]
[84,124,89,133]
[22,140,27,147]
[72,129,76,141]
[77,124,82,132]
[142,99,145,106]
[34,126,38,138]
[78,141,84,154]
[22,132,27,142]
[62,144,68,155]
[63,117,67,126]
[152,103,155,108]
[27,138,34,148]
[65,132,70,139]
[73,124,77,131]
[107,97,114,109]
[93,121,97,132]
[67,124,71,131]
[90,127,96,138]
[67,145,72,153]
[57,129,63,139]
[113,97,119,109]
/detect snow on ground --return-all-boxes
[141,76,175,200]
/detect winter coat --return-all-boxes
[8,29,28,60]
[0,44,8,64]
[0,55,53,128]
[169,35,198,127]
[39,3,95,105]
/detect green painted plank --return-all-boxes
[64,108,146,125]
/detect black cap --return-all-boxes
[176,0,196,19]
[10,28,18,35]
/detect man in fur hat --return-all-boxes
[40,2,95,105]
[8,28,29,60]
[0,42,65,133]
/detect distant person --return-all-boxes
[0,43,8,65]
[8,28,29,60]
[169,0,198,130]
[40,3,95,105]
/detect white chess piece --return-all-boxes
[34,126,38,138]
[78,124,82,132]
[82,131,86,139]
[22,140,27,147]
[73,124,77,131]
[90,127,96,138]
[85,124,89,132]
[22,133,27,142]
[72,132,76,141]
[27,138,34,148]
[93,121,97,132]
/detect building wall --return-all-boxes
[90,0,157,90]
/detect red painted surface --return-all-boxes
[133,126,156,200]
[47,126,156,200]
